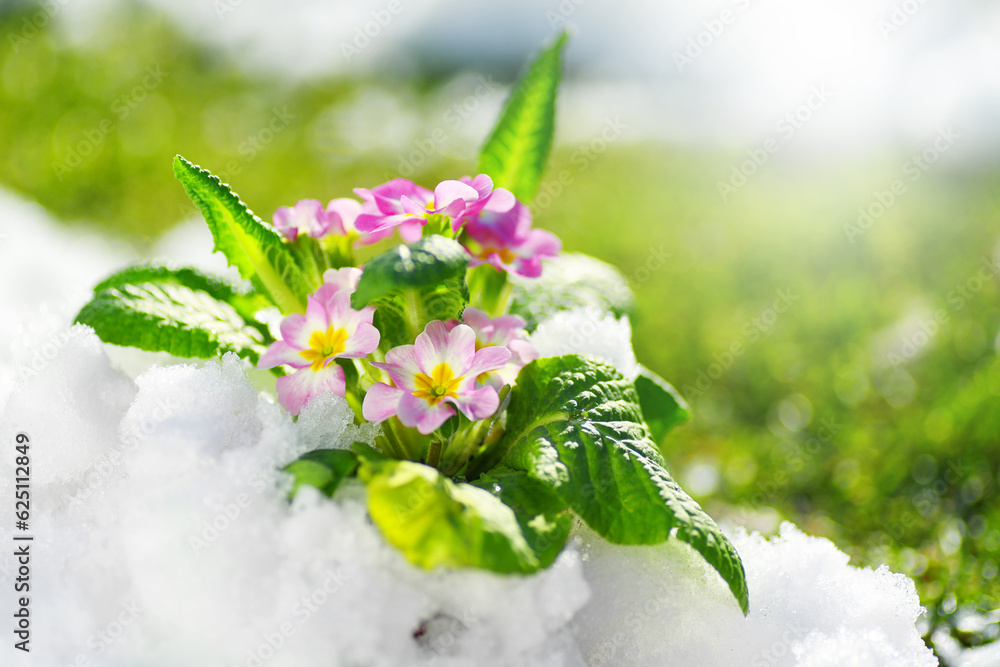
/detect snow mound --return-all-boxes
[0,326,936,666]
[529,306,640,379]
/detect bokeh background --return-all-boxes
[2,0,999,660]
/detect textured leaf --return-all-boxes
[359,458,540,574]
[284,449,359,498]
[478,32,567,202]
[76,283,266,362]
[510,252,634,331]
[173,155,316,314]
[500,355,749,614]
[634,365,692,443]
[351,235,470,348]
[473,467,572,568]
[93,261,271,325]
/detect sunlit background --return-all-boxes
[2,0,999,660]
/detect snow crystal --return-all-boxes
[530,307,640,379]
[0,190,937,665]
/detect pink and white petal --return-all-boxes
[465,345,511,379]
[326,198,363,234]
[276,363,346,416]
[513,257,544,278]
[414,320,453,369]
[322,267,363,294]
[280,296,330,348]
[434,180,479,206]
[399,195,429,217]
[258,340,309,370]
[508,339,539,365]
[460,307,493,335]
[468,174,494,199]
[450,385,500,421]
[484,187,516,212]
[435,198,467,219]
[341,321,380,358]
[492,313,527,336]
[325,288,353,324]
[353,213,385,233]
[397,393,456,434]
[376,345,422,390]
[398,220,424,244]
[361,382,404,423]
[313,282,339,309]
[519,228,562,259]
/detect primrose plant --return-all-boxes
[76,33,749,613]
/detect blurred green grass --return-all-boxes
[3,2,1000,653]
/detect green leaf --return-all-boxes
[478,32,568,202]
[75,282,266,362]
[510,252,634,331]
[473,467,572,568]
[172,155,316,314]
[93,261,272,326]
[634,365,692,443]
[500,355,749,614]
[283,449,359,498]
[351,235,470,348]
[358,458,540,574]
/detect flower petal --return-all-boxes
[258,340,309,370]
[434,180,479,208]
[398,392,456,434]
[279,295,330,349]
[449,385,500,421]
[341,321,380,357]
[375,344,421,390]
[361,382,404,423]
[326,198,362,235]
[276,363,346,416]
[415,321,475,374]
[322,267,363,294]
[465,345,511,380]
[398,220,424,243]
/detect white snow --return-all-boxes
[0,190,938,665]
[530,306,640,380]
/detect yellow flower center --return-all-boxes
[300,326,349,372]
[412,363,463,406]
[478,246,517,264]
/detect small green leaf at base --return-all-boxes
[478,32,568,202]
[359,458,540,574]
[634,365,692,443]
[283,449,359,498]
[499,355,749,614]
[473,467,572,568]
